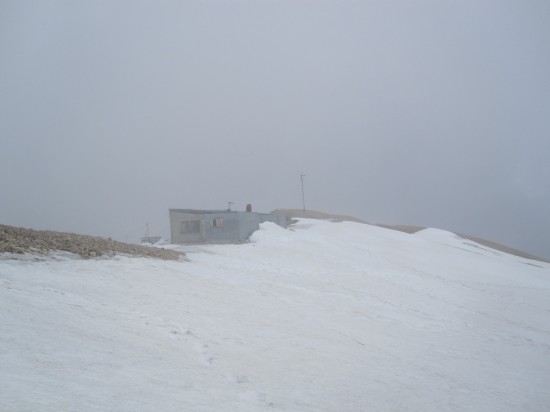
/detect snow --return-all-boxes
[1,219,549,411]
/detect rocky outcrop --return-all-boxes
[0,224,182,260]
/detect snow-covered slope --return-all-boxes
[1,219,549,411]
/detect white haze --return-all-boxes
[1,1,549,258]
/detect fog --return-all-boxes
[1,1,549,259]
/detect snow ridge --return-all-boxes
[1,219,549,411]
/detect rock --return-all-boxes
[0,224,182,260]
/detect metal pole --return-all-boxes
[301,173,306,211]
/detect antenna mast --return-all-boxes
[300,173,306,211]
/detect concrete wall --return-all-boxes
[169,210,205,244]
[169,209,288,244]
[258,213,290,227]
[202,211,259,243]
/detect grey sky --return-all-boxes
[1,1,549,259]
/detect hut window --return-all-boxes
[213,217,223,228]
[181,220,200,233]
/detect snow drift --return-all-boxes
[1,219,549,411]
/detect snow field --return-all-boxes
[1,219,549,411]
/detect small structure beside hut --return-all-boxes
[141,235,162,244]
[169,206,289,244]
